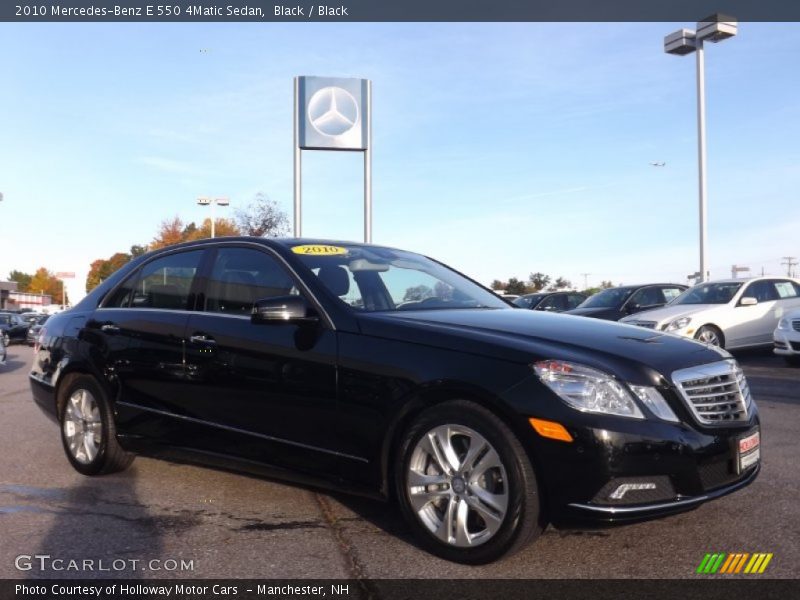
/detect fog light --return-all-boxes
[609,482,657,500]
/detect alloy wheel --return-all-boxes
[696,327,721,347]
[406,424,508,548]
[62,388,103,464]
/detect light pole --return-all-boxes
[664,14,737,284]
[197,197,230,238]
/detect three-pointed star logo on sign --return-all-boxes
[307,86,359,137]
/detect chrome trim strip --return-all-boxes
[116,401,369,464]
[568,464,759,515]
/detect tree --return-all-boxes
[150,216,187,250]
[8,270,32,292]
[235,192,289,237]
[86,252,133,292]
[28,267,67,302]
[528,272,551,292]
[188,218,240,240]
[130,244,148,258]
[505,277,528,295]
[490,279,505,291]
[553,277,572,290]
[403,285,434,302]
[600,280,615,289]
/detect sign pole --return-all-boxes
[364,79,372,243]
[293,76,302,238]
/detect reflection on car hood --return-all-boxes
[564,307,618,319]
[621,304,718,325]
[359,308,725,374]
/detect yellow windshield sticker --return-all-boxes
[291,244,348,256]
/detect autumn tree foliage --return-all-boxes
[85,252,133,293]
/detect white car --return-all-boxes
[774,308,800,365]
[620,277,800,350]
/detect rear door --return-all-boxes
[729,280,780,346]
[89,249,205,436]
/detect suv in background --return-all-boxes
[566,284,687,321]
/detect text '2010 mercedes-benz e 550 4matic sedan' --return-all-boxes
[29,238,760,564]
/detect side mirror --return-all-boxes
[739,296,758,306]
[251,295,318,324]
[626,303,640,314]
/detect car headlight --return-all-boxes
[533,360,644,419]
[629,385,679,422]
[777,318,789,330]
[665,317,691,332]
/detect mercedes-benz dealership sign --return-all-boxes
[297,76,369,151]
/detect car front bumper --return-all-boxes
[519,407,761,526]
[773,329,800,356]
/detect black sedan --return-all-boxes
[26,314,50,346]
[29,239,759,564]
[513,291,586,312]
[566,283,687,321]
[0,312,29,346]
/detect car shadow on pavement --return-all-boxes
[25,468,172,580]
[325,491,417,543]
[0,357,29,375]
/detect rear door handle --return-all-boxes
[101,323,120,334]
[189,334,217,346]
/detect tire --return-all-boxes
[2,332,9,347]
[694,325,724,348]
[59,374,134,476]
[395,400,542,564]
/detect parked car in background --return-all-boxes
[773,308,800,365]
[30,238,761,564]
[0,312,30,346]
[513,291,587,312]
[21,312,43,325]
[566,284,686,321]
[26,314,50,346]
[622,277,800,349]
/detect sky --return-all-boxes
[1,22,799,303]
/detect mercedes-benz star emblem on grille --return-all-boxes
[307,86,359,137]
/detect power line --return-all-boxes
[781,257,798,278]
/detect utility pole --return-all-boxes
[781,256,798,278]
[581,273,591,290]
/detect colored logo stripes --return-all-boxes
[697,553,773,574]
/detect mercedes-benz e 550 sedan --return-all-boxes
[30,238,760,564]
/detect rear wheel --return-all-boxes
[59,374,134,476]
[695,325,724,348]
[395,400,542,564]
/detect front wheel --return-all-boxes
[395,400,542,564]
[59,374,135,476]
[695,325,724,348]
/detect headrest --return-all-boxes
[317,265,349,297]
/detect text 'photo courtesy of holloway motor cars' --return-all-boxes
[28,239,761,564]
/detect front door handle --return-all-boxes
[101,323,120,334]
[189,334,217,346]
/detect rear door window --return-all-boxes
[126,251,204,310]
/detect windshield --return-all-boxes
[513,294,546,308]
[578,287,635,309]
[290,244,509,312]
[671,282,743,305]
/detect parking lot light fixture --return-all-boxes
[196,196,230,238]
[664,14,737,283]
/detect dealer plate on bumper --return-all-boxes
[737,430,760,473]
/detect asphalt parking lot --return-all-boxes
[0,344,797,579]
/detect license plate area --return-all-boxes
[736,429,760,474]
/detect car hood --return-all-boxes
[564,306,619,319]
[620,304,718,326]
[357,308,727,383]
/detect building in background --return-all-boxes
[0,281,54,311]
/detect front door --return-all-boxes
[181,245,340,479]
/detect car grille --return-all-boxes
[671,360,751,426]
[629,320,657,329]
[791,341,800,351]
[793,319,800,332]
